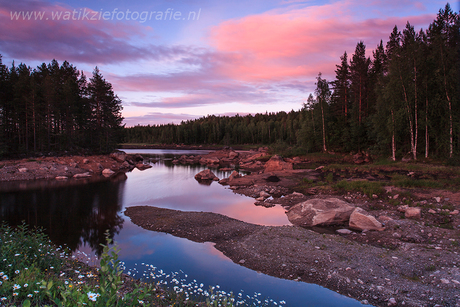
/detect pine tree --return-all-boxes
[87,67,124,153]
[315,73,331,152]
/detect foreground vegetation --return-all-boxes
[0,224,283,306]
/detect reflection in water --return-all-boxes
[0,150,368,306]
[0,173,126,255]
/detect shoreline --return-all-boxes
[1,149,460,306]
[125,205,460,307]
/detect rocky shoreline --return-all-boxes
[125,205,459,307]
[0,151,152,191]
[1,148,460,306]
[137,149,459,307]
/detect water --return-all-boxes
[0,149,370,306]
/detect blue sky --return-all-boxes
[0,0,454,126]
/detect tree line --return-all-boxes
[125,4,459,160]
[0,58,124,157]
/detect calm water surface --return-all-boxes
[0,149,370,307]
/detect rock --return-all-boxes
[286,198,355,227]
[136,163,152,170]
[102,168,115,176]
[133,154,144,162]
[195,169,219,181]
[219,170,241,185]
[110,151,127,162]
[434,197,441,203]
[440,278,450,284]
[73,172,91,178]
[201,157,220,165]
[228,151,239,159]
[315,166,325,171]
[428,209,436,214]
[349,207,384,231]
[388,298,397,306]
[260,191,270,199]
[55,176,68,180]
[18,168,28,173]
[405,207,421,219]
[229,170,241,181]
[336,229,354,235]
[450,210,459,215]
[82,158,90,164]
[352,152,372,164]
[264,155,293,172]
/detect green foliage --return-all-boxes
[0,59,123,157]
[0,223,62,277]
[333,180,384,197]
[1,224,285,307]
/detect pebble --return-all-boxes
[336,229,354,235]
[388,297,397,306]
[440,278,450,284]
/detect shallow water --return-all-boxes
[0,149,371,306]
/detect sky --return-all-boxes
[0,0,455,127]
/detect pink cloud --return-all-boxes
[208,3,437,81]
[123,112,197,127]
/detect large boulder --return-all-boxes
[286,198,355,227]
[264,155,293,172]
[349,207,384,231]
[195,169,219,181]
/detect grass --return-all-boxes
[333,180,385,198]
[0,223,285,307]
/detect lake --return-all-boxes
[0,149,370,306]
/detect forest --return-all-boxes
[0,59,123,157]
[125,4,459,160]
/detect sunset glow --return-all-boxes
[0,0,450,126]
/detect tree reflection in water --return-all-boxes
[0,173,126,256]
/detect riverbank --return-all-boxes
[0,152,152,191]
[123,149,460,307]
[1,149,460,306]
